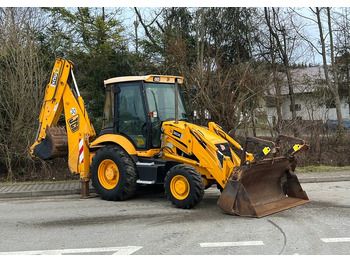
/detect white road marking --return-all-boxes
[0,246,142,255]
[321,238,350,243]
[200,241,265,248]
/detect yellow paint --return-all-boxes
[98,159,119,189]
[90,134,137,156]
[137,149,161,157]
[170,175,190,200]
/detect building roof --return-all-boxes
[268,66,326,96]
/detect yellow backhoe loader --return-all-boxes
[31,58,309,217]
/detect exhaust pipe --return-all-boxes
[174,78,179,124]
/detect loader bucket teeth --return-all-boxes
[217,157,309,218]
[33,126,68,160]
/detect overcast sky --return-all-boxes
[2,2,349,65]
[4,0,350,7]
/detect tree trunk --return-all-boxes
[327,8,344,137]
[264,7,298,136]
[134,19,139,54]
[285,64,298,136]
[316,7,344,139]
[269,31,283,134]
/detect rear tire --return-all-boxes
[91,145,138,201]
[164,164,205,209]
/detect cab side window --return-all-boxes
[102,86,114,129]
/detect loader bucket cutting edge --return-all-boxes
[217,157,309,218]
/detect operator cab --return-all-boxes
[102,75,188,150]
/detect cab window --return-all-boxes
[117,82,147,149]
[102,85,114,129]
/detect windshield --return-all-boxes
[145,82,188,121]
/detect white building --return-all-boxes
[266,66,350,127]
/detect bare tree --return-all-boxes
[268,27,283,135]
[292,7,345,138]
[264,7,301,136]
[314,7,344,138]
[332,8,350,116]
[0,7,48,180]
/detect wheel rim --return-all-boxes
[98,159,119,189]
[170,175,190,200]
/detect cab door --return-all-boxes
[115,81,148,149]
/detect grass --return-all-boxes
[296,165,350,173]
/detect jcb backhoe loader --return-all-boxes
[31,58,309,217]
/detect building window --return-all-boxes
[290,104,301,112]
[326,99,336,109]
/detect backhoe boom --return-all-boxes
[30,58,96,188]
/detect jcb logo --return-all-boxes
[50,67,60,87]
[68,114,79,133]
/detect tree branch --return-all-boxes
[134,7,160,47]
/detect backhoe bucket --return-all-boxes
[218,157,309,218]
[33,126,68,160]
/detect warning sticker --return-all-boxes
[293,144,301,151]
[70,108,77,115]
[135,137,145,147]
[262,147,271,155]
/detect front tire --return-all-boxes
[91,145,138,201]
[164,164,205,209]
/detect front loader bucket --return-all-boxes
[218,157,309,218]
[33,126,68,160]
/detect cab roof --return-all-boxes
[104,75,184,86]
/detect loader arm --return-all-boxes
[208,122,254,164]
[160,121,237,189]
[30,58,96,181]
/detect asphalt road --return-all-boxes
[0,181,349,255]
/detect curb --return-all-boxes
[0,175,349,199]
[299,176,350,183]
[0,188,82,199]
[0,182,96,199]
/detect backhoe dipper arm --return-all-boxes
[30,58,96,181]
